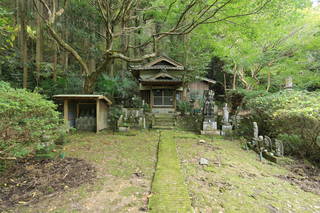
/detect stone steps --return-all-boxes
[153,114,176,129]
[153,125,175,130]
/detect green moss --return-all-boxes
[120,186,144,197]
[176,132,320,212]
[148,131,193,212]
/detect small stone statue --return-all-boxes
[202,90,215,117]
[274,139,284,157]
[285,76,293,90]
[253,122,259,140]
[263,136,273,152]
[223,103,229,124]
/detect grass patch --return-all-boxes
[148,131,193,212]
[176,131,320,212]
[12,130,158,213]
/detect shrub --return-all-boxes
[226,89,269,113]
[108,106,122,132]
[176,101,192,115]
[0,81,64,158]
[239,90,320,162]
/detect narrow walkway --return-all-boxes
[148,131,192,212]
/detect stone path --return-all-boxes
[148,131,192,212]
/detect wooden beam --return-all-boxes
[96,99,100,133]
[64,99,69,127]
[150,88,154,108]
[173,90,177,110]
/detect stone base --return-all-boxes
[221,125,232,136]
[119,127,130,132]
[202,121,217,131]
[201,130,220,135]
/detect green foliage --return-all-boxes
[0,6,15,53]
[242,90,320,162]
[226,89,269,112]
[96,74,140,107]
[108,106,122,132]
[0,81,64,158]
[176,100,192,116]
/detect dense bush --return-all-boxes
[0,81,64,158]
[108,106,122,132]
[176,100,192,115]
[96,74,141,107]
[239,90,320,162]
[226,89,269,113]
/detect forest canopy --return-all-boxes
[1,0,318,95]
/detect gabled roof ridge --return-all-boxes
[146,72,178,80]
[144,56,184,68]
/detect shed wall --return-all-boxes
[97,100,108,131]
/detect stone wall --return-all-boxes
[176,114,202,131]
[117,108,150,129]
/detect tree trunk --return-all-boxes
[52,43,58,81]
[17,0,28,89]
[232,73,237,90]
[223,73,227,91]
[35,0,43,85]
[83,74,97,94]
[182,34,188,101]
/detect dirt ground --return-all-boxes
[1,130,320,212]
[278,161,320,195]
[0,157,96,209]
[2,130,158,213]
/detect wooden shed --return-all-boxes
[53,95,112,133]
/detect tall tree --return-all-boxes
[17,0,28,89]
[35,0,43,85]
[33,0,271,93]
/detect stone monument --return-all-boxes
[221,103,233,136]
[284,76,293,90]
[253,122,259,140]
[201,90,219,135]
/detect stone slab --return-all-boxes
[202,121,218,131]
[221,125,233,136]
[201,130,220,135]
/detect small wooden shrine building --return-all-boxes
[53,94,112,132]
[131,56,185,113]
[131,56,216,113]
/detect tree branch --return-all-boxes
[33,0,90,76]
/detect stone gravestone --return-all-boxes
[253,122,259,140]
[274,139,284,157]
[221,103,233,136]
[285,76,293,90]
[201,90,219,135]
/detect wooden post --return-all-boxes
[64,99,69,128]
[76,103,80,118]
[96,99,100,133]
[173,90,177,110]
[150,88,154,109]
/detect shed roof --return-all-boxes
[195,76,216,84]
[53,94,112,105]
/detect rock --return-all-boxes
[41,135,51,142]
[199,158,209,165]
[198,139,206,144]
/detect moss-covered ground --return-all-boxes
[12,130,158,213]
[148,131,192,212]
[7,130,320,212]
[175,131,320,213]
